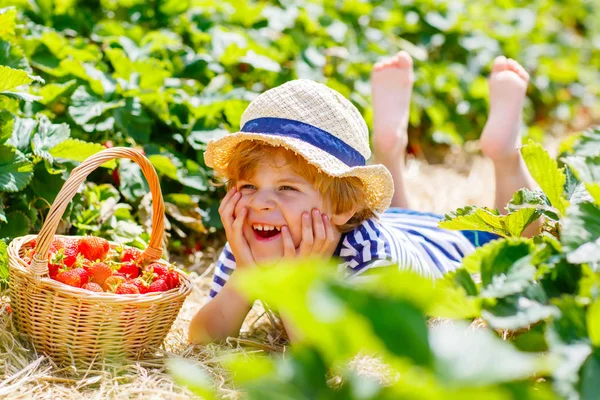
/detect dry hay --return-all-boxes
[0,139,562,399]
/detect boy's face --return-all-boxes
[233,153,336,265]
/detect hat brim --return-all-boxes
[204,132,394,213]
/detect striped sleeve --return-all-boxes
[208,243,237,299]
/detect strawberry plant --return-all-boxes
[171,127,600,398]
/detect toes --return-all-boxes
[507,58,529,82]
[395,50,413,68]
[492,56,508,74]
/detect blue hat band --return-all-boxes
[240,117,366,168]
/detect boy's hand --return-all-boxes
[219,188,255,268]
[281,209,337,260]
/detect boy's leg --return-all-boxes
[371,51,414,209]
[480,57,538,216]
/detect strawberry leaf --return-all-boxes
[49,138,116,169]
[439,205,540,237]
[521,141,569,215]
[0,145,34,192]
[0,65,31,93]
[562,202,600,265]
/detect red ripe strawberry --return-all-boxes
[77,236,110,262]
[121,247,141,263]
[115,282,140,295]
[88,261,113,286]
[148,279,169,293]
[63,241,79,267]
[72,268,90,284]
[56,269,82,288]
[118,262,140,279]
[103,275,126,292]
[145,262,168,278]
[82,282,104,292]
[166,271,181,289]
[129,278,149,294]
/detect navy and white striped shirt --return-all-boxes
[209,208,498,298]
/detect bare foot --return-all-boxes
[371,51,414,164]
[480,56,530,161]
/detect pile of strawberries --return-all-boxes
[23,236,181,294]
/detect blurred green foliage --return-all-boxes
[0,0,599,249]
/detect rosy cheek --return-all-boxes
[234,195,250,216]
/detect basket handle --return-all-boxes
[31,147,165,282]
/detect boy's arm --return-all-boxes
[188,275,252,345]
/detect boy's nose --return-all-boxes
[248,190,275,211]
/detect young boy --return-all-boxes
[188,54,536,344]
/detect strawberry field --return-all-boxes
[1,0,600,399]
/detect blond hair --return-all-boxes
[219,141,375,232]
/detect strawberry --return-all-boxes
[166,271,181,290]
[129,277,150,294]
[77,236,110,262]
[148,279,169,293]
[145,262,168,278]
[56,269,82,288]
[63,240,80,267]
[117,261,140,279]
[88,261,113,286]
[116,283,140,295]
[121,247,141,263]
[103,275,127,292]
[82,282,104,292]
[72,268,90,284]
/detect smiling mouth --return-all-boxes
[252,224,282,240]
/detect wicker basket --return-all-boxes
[8,147,192,366]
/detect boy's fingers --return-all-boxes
[321,214,337,256]
[298,212,314,256]
[220,192,241,227]
[312,209,326,252]
[282,226,295,258]
[232,206,246,234]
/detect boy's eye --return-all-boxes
[239,184,256,190]
[280,185,298,191]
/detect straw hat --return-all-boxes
[204,79,394,213]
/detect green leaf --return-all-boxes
[49,138,116,169]
[0,145,34,192]
[0,196,5,224]
[68,86,124,126]
[551,296,589,345]
[507,188,560,221]
[28,162,66,204]
[0,111,13,145]
[167,358,216,400]
[482,295,559,330]
[562,202,600,264]
[587,183,600,205]
[329,283,434,368]
[35,79,76,105]
[521,141,569,215]
[569,128,600,158]
[7,117,36,152]
[113,97,153,143]
[0,8,17,40]
[118,159,149,202]
[31,115,70,162]
[0,240,7,289]
[563,156,600,184]
[0,210,30,239]
[0,65,32,92]
[461,238,536,299]
[439,206,539,237]
[0,40,31,72]
[430,322,552,386]
[587,300,600,347]
[580,350,600,400]
[148,154,179,180]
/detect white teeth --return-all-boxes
[253,224,280,231]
